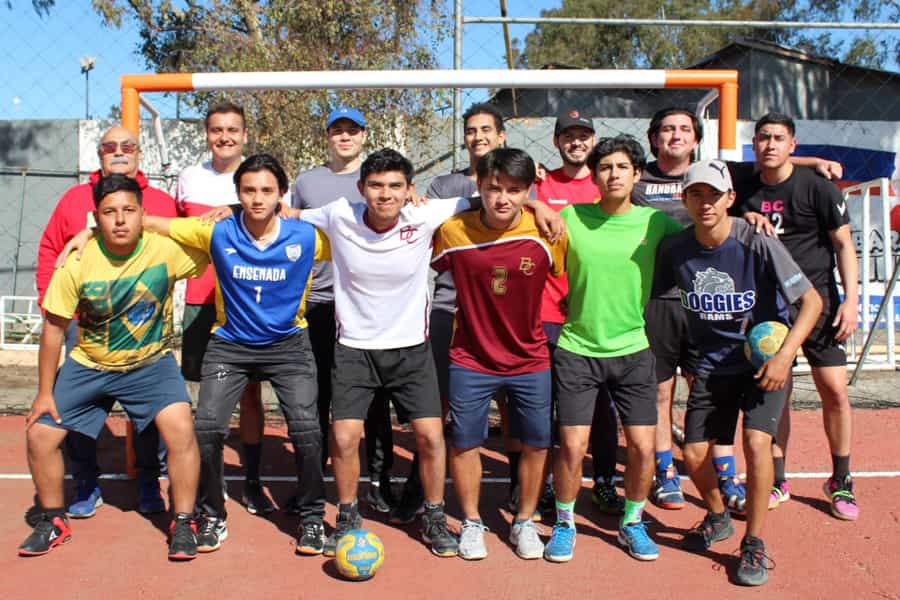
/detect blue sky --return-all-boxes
[2,1,895,121]
[1,0,558,120]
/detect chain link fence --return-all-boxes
[2,1,898,358]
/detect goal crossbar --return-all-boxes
[120,69,739,159]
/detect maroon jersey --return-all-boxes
[431,210,567,375]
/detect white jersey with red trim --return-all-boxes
[177,161,239,216]
[301,196,470,350]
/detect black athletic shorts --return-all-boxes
[684,372,787,443]
[429,308,454,401]
[331,340,442,421]
[645,297,699,382]
[553,346,657,427]
[181,303,216,382]
[789,284,847,368]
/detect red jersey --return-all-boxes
[431,210,567,375]
[36,170,178,304]
[534,168,600,324]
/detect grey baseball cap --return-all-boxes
[683,159,733,192]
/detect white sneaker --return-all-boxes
[458,519,488,560]
[510,519,543,560]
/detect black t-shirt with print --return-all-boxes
[735,165,848,289]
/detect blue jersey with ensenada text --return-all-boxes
[169,214,330,346]
[653,218,811,375]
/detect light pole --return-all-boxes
[79,55,96,119]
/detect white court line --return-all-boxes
[0,472,899,481]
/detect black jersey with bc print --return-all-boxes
[735,165,848,289]
[654,218,812,375]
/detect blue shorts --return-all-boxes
[448,364,551,450]
[38,354,191,438]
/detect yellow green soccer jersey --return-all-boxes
[43,233,208,371]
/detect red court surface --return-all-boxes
[1,409,899,600]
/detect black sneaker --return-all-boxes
[168,514,198,561]
[196,516,228,553]
[537,481,556,517]
[18,513,72,556]
[591,476,625,515]
[505,485,541,522]
[736,536,774,586]
[421,503,458,557]
[505,484,521,513]
[296,521,325,555]
[683,511,734,552]
[389,483,424,525]
[243,480,275,515]
[364,481,395,514]
[324,502,362,557]
[282,494,301,516]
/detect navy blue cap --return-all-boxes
[326,106,366,129]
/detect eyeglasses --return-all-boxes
[99,140,139,155]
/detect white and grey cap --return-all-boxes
[683,159,733,192]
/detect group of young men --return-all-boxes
[19,99,860,587]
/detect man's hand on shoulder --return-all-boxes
[55,228,95,268]
[199,205,235,224]
[743,211,777,237]
[814,159,843,180]
[526,199,565,243]
[406,191,428,207]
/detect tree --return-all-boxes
[520,0,899,71]
[59,1,449,174]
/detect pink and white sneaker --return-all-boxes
[768,480,790,510]
[823,475,859,521]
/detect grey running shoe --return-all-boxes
[458,519,488,560]
[736,536,774,586]
[510,519,544,560]
[196,516,228,553]
[683,511,734,552]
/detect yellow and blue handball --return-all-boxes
[744,321,790,368]
[335,529,385,581]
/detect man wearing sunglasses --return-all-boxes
[36,124,178,519]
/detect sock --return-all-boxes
[424,501,444,513]
[655,449,674,475]
[621,499,645,526]
[713,455,736,480]
[832,454,851,480]
[44,507,66,519]
[507,451,521,494]
[773,456,786,484]
[555,499,576,528]
[242,443,262,482]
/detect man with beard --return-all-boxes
[535,109,623,516]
